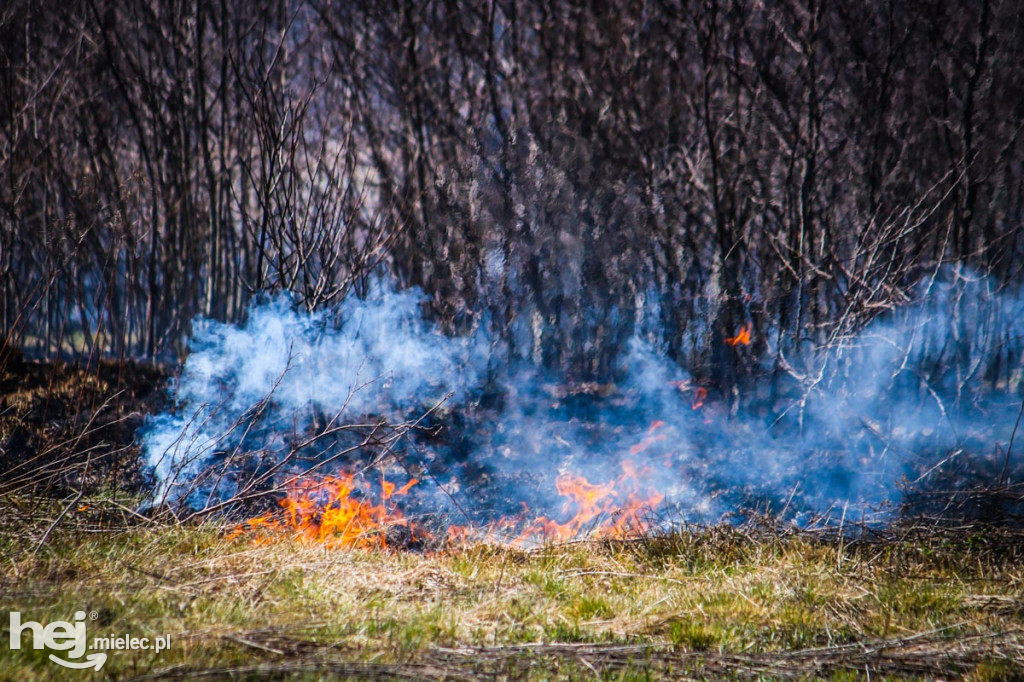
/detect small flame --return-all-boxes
[691,387,707,410]
[229,473,421,549]
[630,420,666,454]
[724,322,753,346]
[510,460,663,546]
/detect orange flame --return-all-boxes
[724,321,753,346]
[232,432,667,549]
[691,387,707,410]
[229,473,421,549]
[630,420,666,454]
[510,460,662,546]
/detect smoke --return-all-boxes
[143,281,485,508]
[142,269,1024,529]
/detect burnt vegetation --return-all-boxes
[2,0,1024,525]
[6,5,1024,678]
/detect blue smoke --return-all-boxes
[142,270,1024,528]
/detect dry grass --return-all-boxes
[2,504,1023,681]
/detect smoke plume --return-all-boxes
[143,269,1024,532]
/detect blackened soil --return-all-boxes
[0,355,169,497]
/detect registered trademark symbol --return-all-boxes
[89,611,98,620]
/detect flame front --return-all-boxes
[233,433,667,549]
[231,473,420,549]
[502,458,664,546]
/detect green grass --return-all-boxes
[2,503,1023,680]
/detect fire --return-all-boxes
[691,387,707,409]
[232,434,667,550]
[447,509,526,546]
[724,321,753,346]
[229,473,421,549]
[511,460,663,546]
[630,420,666,454]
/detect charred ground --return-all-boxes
[0,355,166,501]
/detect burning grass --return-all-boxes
[2,506,1023,680]
[227,474,424,550]
[226,458,667,551]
